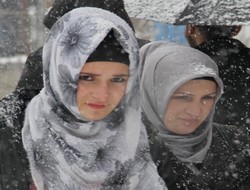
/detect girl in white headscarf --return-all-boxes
[22,8,166,190]
[140,41,250,189]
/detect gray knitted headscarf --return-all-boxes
[22,8,166,190]
[140,41,223,163]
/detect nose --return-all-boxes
[185,102,202,118]
[92,82,108,102]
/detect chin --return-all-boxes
[174,127,197,135]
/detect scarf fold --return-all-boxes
[22,8,166,190]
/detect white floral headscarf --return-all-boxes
[22,8,166,190]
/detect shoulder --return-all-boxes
[27,47,43,61]
[210,123,250,188]
[16,47,44,90]
[213,123,248,137]
[24,47,43,71]
[0,89,39,129]
[196,38,250,58]
[22,47,43,73]
[212,123,250,151]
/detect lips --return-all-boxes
[181,118,199,126]
[87,103,106,109]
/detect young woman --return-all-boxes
[140,41,250,189]
[22,8,166,189]
[0,1,148,188]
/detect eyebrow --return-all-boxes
[79,72,130,77]
[79,72,100,76]
[205,92,217,95]
[173,92,217,96]
[113,74,130,77]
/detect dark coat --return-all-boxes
[148,124,250,190]
[0,89,39,189]
[1,30,42,189]
[195,38,250,135]
[42,0,134,31]
[16,47,43,90]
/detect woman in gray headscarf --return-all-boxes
[140,41,250,189]
[22,8,166,190]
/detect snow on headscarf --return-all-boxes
[22,8,166,190]
[140,41,223,163]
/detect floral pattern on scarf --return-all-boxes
[22,7,167,190]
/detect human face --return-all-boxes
[77,61,129,121]
[164,79,217,135]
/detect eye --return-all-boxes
[202,95,216,101]
[79,75,94,81]
[172,95,192,101]
[111,77,127,82]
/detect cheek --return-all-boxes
[163,103,184,127]
[109,85,127,104]
[163,112,169,127]
[203,101,215,116]
[164,110,174,126]
[77,84,88,102]
[163,104,174,127]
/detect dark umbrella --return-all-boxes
[124,0,250,25]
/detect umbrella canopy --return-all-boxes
[124,0,250,25]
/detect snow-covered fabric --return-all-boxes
[176,0,250,25]
[149,124,250,189]
[124,0,250,25]
[22,8,166,190]
[0,89,34,189]
[140,41,223,163]
[195,37,250,135]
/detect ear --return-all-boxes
[185,24,196,36]
[231,26,242,36]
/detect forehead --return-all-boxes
[80,61,129,72]
[175,79,217,94]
